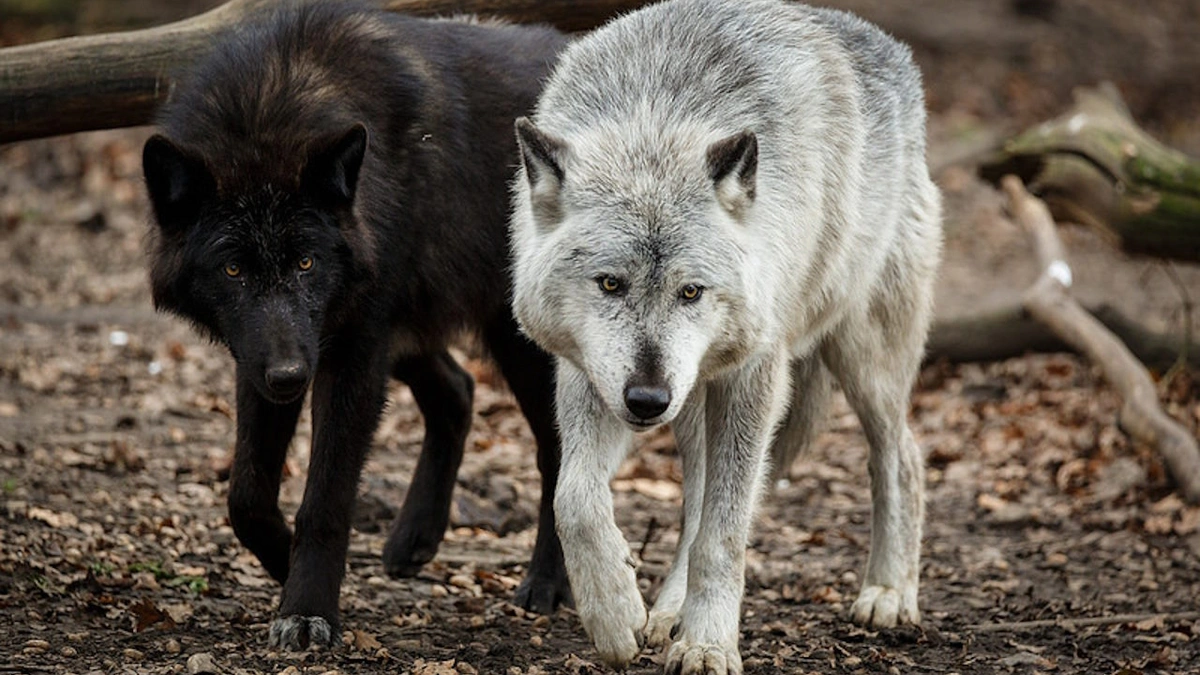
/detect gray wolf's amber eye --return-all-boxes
[598,275,623,294]
[224,262,241,278]
[298,256,314,271]
[680,284,704,302]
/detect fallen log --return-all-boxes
[981,84,1200,262]
[925,300,1200,371]
[0,0,650,144]
[1002,174,1200,504]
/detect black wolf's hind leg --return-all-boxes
[228,372,303,584]
[383,350,474,577]
[486,318,571,614]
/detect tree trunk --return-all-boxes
[0,0,649,144]
[980,83,1200,262]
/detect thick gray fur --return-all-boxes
[509,1,942,673]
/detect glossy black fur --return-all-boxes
[142,2,571,648]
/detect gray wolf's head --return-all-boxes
[510,117,762,428]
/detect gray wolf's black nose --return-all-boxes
[624,385,671,420]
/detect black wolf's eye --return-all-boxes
[298,256,314,271]
[680,284,704,303]
[224,263,241,278]
[598,275,623,294]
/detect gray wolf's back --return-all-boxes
[538,0,924,140]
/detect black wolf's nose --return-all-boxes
[624,385,671,420]
[265,361,309,396]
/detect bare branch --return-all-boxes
[1002,175,1200,504]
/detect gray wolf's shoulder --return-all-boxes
[805,6,924,112]
[535,0,922,130]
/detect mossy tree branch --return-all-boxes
[980,83,1200,262]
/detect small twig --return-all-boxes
[967,611,1200,633]
[1160,260,1194,384]
[1002,175,1200,504]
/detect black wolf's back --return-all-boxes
[153,1,568,343]
[163,3,421,190]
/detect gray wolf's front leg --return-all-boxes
[646,386,706,647]
[553,359,645,667]
[666,351,790,675]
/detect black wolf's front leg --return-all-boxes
[270,336,390,651]
[228,370,304,585]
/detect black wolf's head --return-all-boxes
[143,125,371,404]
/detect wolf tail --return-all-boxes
[768,355,833,481]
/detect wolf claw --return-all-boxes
[268,615,335,651]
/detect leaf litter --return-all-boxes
[1,115,1199,675]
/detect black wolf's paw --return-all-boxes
[382,518,443,578]
[514,567,574,615]
[268,615,336,651]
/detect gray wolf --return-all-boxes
[509,0,942,672]
[141,1,570,650]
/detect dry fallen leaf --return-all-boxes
[1135,616,1165,631]
[977,493,1008,512]
[27,507,79,529]
[411,659,459,675]
[1144,514,1174,535]
[127,598,174,633]
[810,585,843,604]
[162,603,193,625]
[564,654,601,674]
[1175,508,1200,535]
[352,629,381,651]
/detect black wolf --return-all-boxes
[142,2,570,649]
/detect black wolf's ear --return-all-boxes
[143,134,216,232]
[302,124,368,208]
[515,117,567,227]
[707,131,757,216]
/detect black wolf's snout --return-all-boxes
[265,360,311,400]
[624,384,671,420]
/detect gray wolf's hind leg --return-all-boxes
[822,255,934,629]
[767,355,833,481]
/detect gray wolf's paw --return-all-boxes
[850,584,920,629]
[268,615,335,651]
[581,580,647,668]
[644,609,678,648]
[665,641,742,675]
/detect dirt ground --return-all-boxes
[3,2,1200,675]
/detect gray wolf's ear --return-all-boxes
[515,117,567,226]
[143,134,216,234]
[303,123,368,208]
[707,131,757,215]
